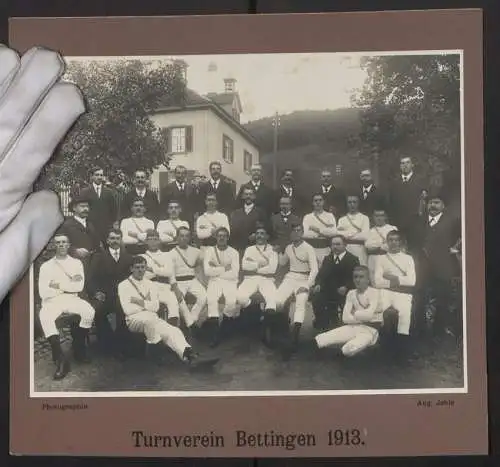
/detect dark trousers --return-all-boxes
[311,293,342,330]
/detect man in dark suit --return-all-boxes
[310,234,360,331]
[358,168,384,219]
[229,186,268,254]
[119,170,160,223]
[79,166,118,243]
[60,193,102,266]
[415,193,461,337]
[159,165,197,224]
[318,168,346,218]
[386,156,427,252]
[198,161,235,215]
[270,196,302,254]
[277,169,306,217]
[87,228,134,353]
[236,163,277,217]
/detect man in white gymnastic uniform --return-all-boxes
[337,194,370,266]
[314,265,383,357]
[168,226,207,335]
[195,193,230,253]
[302,193,337,266]
[117,255,218,369]
[364,208,398,284]
[203,226,240,347]
[141,229,180,326]
[38,233,96,380]
[373,229,416,355]
[120,198,155,255]
[156,200,189,252]
[237,224,279,345]
[276,222,319,358]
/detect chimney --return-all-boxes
[173,59,188,82]
[224,78,236,93]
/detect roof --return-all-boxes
[152,88,258,148]
[206,92,243,112]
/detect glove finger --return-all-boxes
[0,47,65,162]
[0,45,21,98]
[0,82,85,232]
[0,190,62,303]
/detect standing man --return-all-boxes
[198,161,235,215]
[119,198,155,255]
[236,163,277,217]
[79,166,118,244]
[156,201,190,252]
[318,168,346,218]
[275,223,318,358]
[358,168,383,219]
[229,186,267,254]
[387,156,427,251]
[278,169,304,216]
[302,193,338,266]
[160,165,197,224]
[270,196,302,254]
[203,227,241,347]
[337,195,370,266]
[310,235,359,331]
[38,233,95,380]
[120,170,160,223]
[87,228,134,354]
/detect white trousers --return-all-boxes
[176,279,207,327]
[367,255,380,284]
[315,324,379,356]
[207,278,240,319]
[126,311,189,358]
[346,244,368,266]
[39,294,95,338]
[276,273,310,324]
[381,290,413,335]
[157,283,180,320]
[237,276,277,310]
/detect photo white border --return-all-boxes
[29,48,467,398]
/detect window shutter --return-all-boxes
[186,126,193,152]
[166,128,172,153]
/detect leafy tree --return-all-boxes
[37,59,187,190]
[354,54,461,192]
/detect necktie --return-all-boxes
[283,216,288,223]
[112,250,119,261]
[334,256,340,264]
[403,176,408,183]
[363,189,368,199]
[97,186,101,198]
[429,217,436,226]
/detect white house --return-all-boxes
[148,70,260,197]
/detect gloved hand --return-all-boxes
[0,44,85,302]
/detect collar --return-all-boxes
[244,203,254,212]
[109,247,120,255]
[74,215,87,226]
[210,178,220,186]
[252,180,261,187]
[429,212,443,223]
[93,183,102,191]
[402,172,414,181]
[282,184,293,192]
[333,251,346,261]
[282,211,291,217]
[136,187,146,196]
[176,181,185,189]
[363,184,373,192]
[322,184,333,192]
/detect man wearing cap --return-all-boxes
[235,163,277,217]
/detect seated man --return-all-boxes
[120,198,155,255]
[276,222,318,358]
[38,233,96,380]
[117,256,218,369]
[237,224,279,346]
[195,193,231,252]
[157,200,190,252]
[314,266,383,357]
[168,227,207,334]
[203,227,240,347]
[141,229,180,326]
[373,230,416,353]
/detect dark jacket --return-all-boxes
[277,185,308,217]
[270,212,302,253]
[79,185,118,240]
[236,181,277,217]
[160,181,198,223]
[119,188,160,223]
[229,206,268,252]
[198,179,235,215]
[358,184,385,219]
[387,174,427,229]
[317,185,346,218]
[60,216,102,256]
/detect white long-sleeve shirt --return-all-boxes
[118,276,160,317]
[302,211,337,239]
[341,287,383,324]
[168,246,202,279]
[374,252,416,289]
[38,256,85,301]
[337,213,370,243]
[203,245,240,281]
[140,250,173,281]
[365,224,398,252]
[241,244,278,276]
[156,219,189,245]
[120,216,155,245]
[282,241,318,288]
[195,211,230,240]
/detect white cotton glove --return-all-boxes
[0,45,86,302]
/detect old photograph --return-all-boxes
[30,50,465,396]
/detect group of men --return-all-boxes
[35,156,462,381]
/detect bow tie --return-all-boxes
[402,176,409,182]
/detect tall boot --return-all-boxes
[282,323,302,361]
[261,311,275,348]
[73,327,91,363]
[47,335,70,380]
[207,317,222,348]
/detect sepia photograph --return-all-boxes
[30,50,465,396]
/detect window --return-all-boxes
[232,108,240,122]
[167,125,193,154]
[243,150,253,173]
[335,164,343,177]
[223,134,234,163]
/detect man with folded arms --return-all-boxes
[337,194,370,266]
[38,233,95,380]
[195,193,231,252]
[237,224,279,346]
[303,193,337,266]
[120,198,155,255]
[117,256,218,369]
[156,200,190,252]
